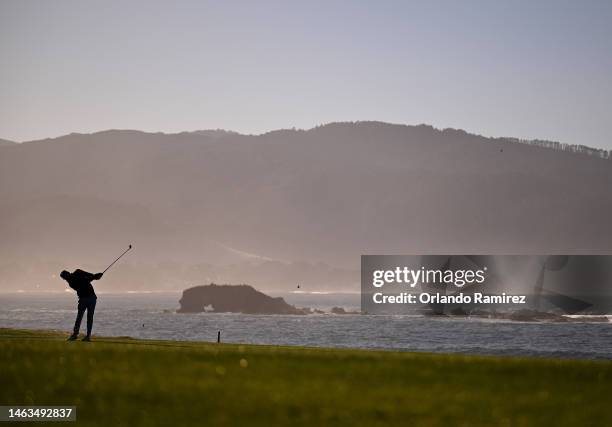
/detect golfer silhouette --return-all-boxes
[61,269,103,341]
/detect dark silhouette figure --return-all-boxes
[61,269,103,341]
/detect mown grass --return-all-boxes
[0,328,610,426]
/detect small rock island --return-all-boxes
[177,284,309,314]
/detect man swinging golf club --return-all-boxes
[61,245,132,342]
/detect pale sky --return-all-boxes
[1,0,611,148]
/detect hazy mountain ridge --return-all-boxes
[4,122,610,160]
[1,122,611,292]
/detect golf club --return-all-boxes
[102,244,133,274]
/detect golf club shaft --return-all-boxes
[102,246,132,274]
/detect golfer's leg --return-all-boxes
[86,298,96,337]
[73,301,85,335]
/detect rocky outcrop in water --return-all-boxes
[177,284,309,314]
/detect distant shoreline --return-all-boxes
[2,327,611,362]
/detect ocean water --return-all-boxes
[0,292,610,360]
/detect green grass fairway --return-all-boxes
[1,328,611,426]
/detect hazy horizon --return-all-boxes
[2,121,611,293]
[1,1,612,148]
[0,120,596,148]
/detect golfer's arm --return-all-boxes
[76,270,101,281]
